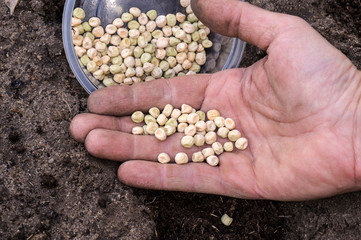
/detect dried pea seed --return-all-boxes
[221,214,233,226]
[166,14,177,26]
[156,15,167,28]
[149,107,161,118]
[202,39,213,48]
[177,122,188,133]
[194,134,205,147]
[138,13,149,25]
[145,115,156,124]
[187,113,200,124]
[89,17,101,27]
[202,148,215,158]
[113,18,124,27]
[132,126,144,135]
[103,78,118,87]
[159,60,170,71]
[214,117,225,128]
[82,22,92,32]
[121,12,133,22]
[141,53,152,64]
[178,113,189,123]
[181,104,193,114]
[86,61,98,72]
[224,142,234,152]
[207,109,220,121]
[93,69,104,80]
[80,55,90,65]
[164,125,176,136]
[157,114,168,126]
[73,7,85,19]
[147,10,157,20]
[171,108,181,119]
[164,69,176,78]
[131,111,145,123]
[158,153,171,164]
[92,26,104,38]
[155,128,167,141]
[72,17,82,27]
[146,122,159,135]
[165,118,178,128]
[205,131,217,145]
[235,137,248,150]
[206,121,217,132]
[167,56,177,68]
[196,111,206,121]
[228,130,241,142]
[184,124,197,136]
[195,121,206,132]
[181,135,195,148]
[187,13,198,23]
[192,151,205,163]
[144,44,156,53]
[206,155,219,166]
[113,73,125,83]
[180,0,191,8]
[175,152,189,165]
[224,118,236,130]
[176,12,186,23]
[190,62,201,72]
[129,7,141,17]
[166,47,177,57]
[163,104,174,117]
[128,20,140,30]
[111,56,123,65]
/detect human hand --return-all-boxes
[70,0,361,200]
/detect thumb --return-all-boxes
[192,0,304,50]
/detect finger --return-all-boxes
[192,0,306,50]
[118,161,226,195]
[84,129,207,161]
[117,160,260,198]
[88,74,211,116]
[70,113,138,142]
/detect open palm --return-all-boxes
[70,0,361,200]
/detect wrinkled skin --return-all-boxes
[70,0,361,200]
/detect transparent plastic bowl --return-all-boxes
[63,0,245,94]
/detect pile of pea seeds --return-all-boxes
[71,0,213,87]
[131,104,248,166]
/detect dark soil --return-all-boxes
[1,0,361,239]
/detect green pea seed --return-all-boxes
[146,10,157,20]
[128,20,140,29]
[159,60,170,71]
[166,14,177,26]
[169,37,181,46]
[134,47,144,58]
[73,8,85,20]
[187,13,198,23]
[166,47,177,57]
[82,22,92,32]
[111,56,123,65]
[141,53,152,64]
[121,12,134,22]
[80,55,90,66]
[144,44,155,53]
[83,32,95,41]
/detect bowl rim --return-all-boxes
[62,0,246,94]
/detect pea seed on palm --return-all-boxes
[130,104,249,167]
[72,0,213,87]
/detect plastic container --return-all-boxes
[63,0,246,94]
